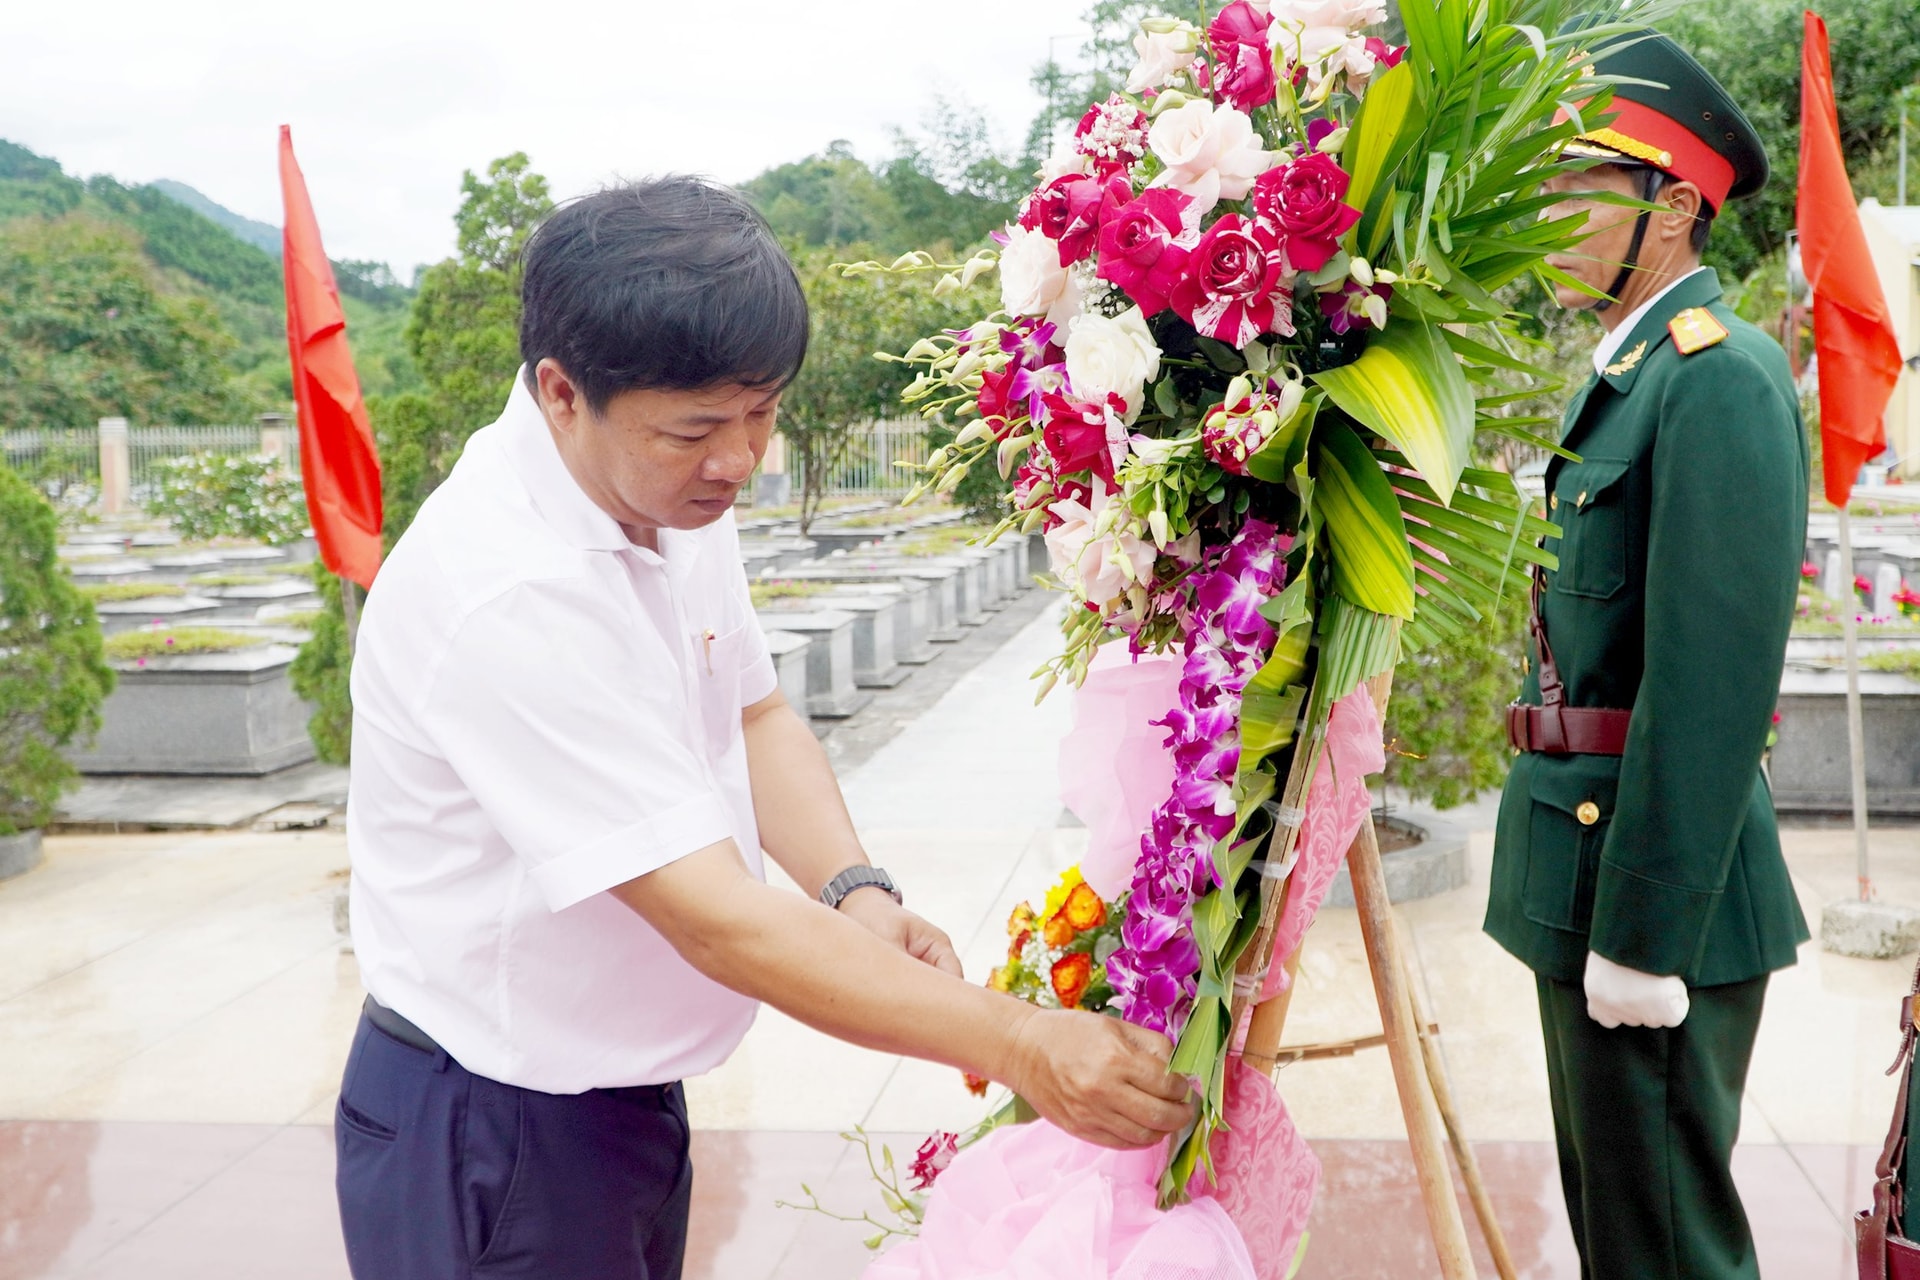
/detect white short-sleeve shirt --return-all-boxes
[346,372,777,1093]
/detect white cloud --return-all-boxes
[0,0,1094,273]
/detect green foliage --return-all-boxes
[295,152,552,764]
[289,565,353,765]
[0,463,113,834]
[145,453,307,545]
[78,582,187,602]
[0,214,258,430]
[1661,0,1920,281]
[103,627,267,661]
[1386,586,1529,810]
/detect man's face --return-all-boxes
[1540,164,1650,310]
[539,362,780,538]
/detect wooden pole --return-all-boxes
[339,574,362,657]
[1838,506,1873,900]
[1402,932,1519,1280]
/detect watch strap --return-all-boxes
[820,865,901,910]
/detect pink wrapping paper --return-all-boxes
[863,1120,1256,1280]
[1201,1059,1321,1280]
[1058,648,1185,901]
[1261,685,1386,999]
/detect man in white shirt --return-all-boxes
[334,177,1190,1279]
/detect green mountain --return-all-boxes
[0,139,420,422]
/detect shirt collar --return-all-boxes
[1590,266,1715,375]
[496,368,635,555]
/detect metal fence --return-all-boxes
[4,419,300,506]
[798,418,933,497]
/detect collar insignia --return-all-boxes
[1603,341,1647,378]
[1668,307,1729,355]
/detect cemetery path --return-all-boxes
[3,600,1918,1278]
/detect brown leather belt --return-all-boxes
[1505,702,1631,755]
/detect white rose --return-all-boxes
[1147,100,1274,215]
[1065,307,1162,424]
[1127,23,1199,94]
[1039,127,1093,181]
[998,222,1085,330]
[1269,0,1386,31]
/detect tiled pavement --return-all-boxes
[3,604,1916,1278]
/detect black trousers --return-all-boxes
[334,1010,692,1280]
[1536,973,1768,1280]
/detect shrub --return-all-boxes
[145,453,307,545]
[1385,587,1530,811]
[0,463,114,834]
[289,566,352,765]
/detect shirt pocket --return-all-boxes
[1520,760,1619,933]
[693,623,751,752]
[1551,457,1631,600]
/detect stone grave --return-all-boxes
[92,595,226,635]
[1771,665,1920,817]
[759,595,905,690]
[71,644,316,776]
[750,608,869,719]
[763,630,812,710]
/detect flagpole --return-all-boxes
[1837,504,1872,900]
[339,575,362,657]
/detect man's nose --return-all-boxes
[704,429,758,485]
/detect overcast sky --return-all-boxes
[2,0,1097,274]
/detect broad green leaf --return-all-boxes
[1343,61,1417,231]
[1244,392,1319,484]
[1309,321,1475,505]
[1169,996,1224,1077]
[1317,421,1416,619]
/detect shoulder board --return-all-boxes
[1668,307,1729,356]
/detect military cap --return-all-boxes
[1557,22,1768,210]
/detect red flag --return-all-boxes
[279,126,382,587]
[1798,11,1901,507]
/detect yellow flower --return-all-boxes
[1040,866,1087,923]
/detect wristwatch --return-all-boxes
[819,866,902,911]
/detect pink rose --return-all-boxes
[1096,188,1201,317]
[1170,214,1294,348]
[1020,172,1129,267]
[1251,153,1362,272]
[1208,1,1278,113]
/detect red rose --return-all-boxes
[1251,154,1362,273]
[1020,172,1130,267]
[1170,214,1293,348]
[1097,188,1200,317]
[1208,1,1277,113]
[974,365,1021,437]
[1039,391,1129,482]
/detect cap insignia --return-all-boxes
[1575,126,1674,170]
[1603,341,1647,378]
[1668,307,1729,355]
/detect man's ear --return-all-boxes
[1657,180,1705,247]
[535,359,588,436]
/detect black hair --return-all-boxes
[518,176,809,413]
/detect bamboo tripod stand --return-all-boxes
[1226,648,1518,1280]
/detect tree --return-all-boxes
[0,463,113,834]
[779,246,974,530]
[0,214,257,431]
[292,153,552,763]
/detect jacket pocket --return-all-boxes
[1520,760,1620,932]
[1552,457,1631,600]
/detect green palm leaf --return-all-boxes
[1310,322,1475,506]
[1316,422,1416,619]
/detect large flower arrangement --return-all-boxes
[855,0,1652,1209]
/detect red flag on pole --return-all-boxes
[279,125,382,587]
[1798,10,1901,508]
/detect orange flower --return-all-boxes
[962,1073,990,1098]
[987,966,1013,993]
[1043,913,1076,948]
[1050,953,1094,1008]
[1061,882,1107,931]
[1007,903,1037,937]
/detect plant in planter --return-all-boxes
[0,463,114,867]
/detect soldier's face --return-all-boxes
[1540,165,1651,310]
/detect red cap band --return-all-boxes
[1561,98,1738,210]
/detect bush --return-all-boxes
[145,453,307,545]
[1385,587,1530,811]
[289,565,352,765]
[0,463,114,834]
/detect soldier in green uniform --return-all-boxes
[1484,26,1811,1280]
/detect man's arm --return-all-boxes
[742,690,959,975]
[610,841,1192,1149]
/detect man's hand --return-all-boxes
[838,889,962,979]
[1004,1007,1194,1149]
[1584,951,1690,1029]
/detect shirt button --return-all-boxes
[1577,801,1601,826]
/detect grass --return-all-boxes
[1863,651,1920,679]
[898,525,997,557]
[749,580,835,607]
[78,582,188,602]
[190,572,284,588]
[1793,587,1920,636]
[1809,496,1920,516]
[104,627,270,661]
[268,610,322,630]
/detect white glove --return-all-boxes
[1583,951,1690,1029]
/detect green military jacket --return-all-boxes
[1484,269,1812,986]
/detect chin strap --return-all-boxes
[1594,168,1665,314]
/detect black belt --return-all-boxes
[363,996,440,1054]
